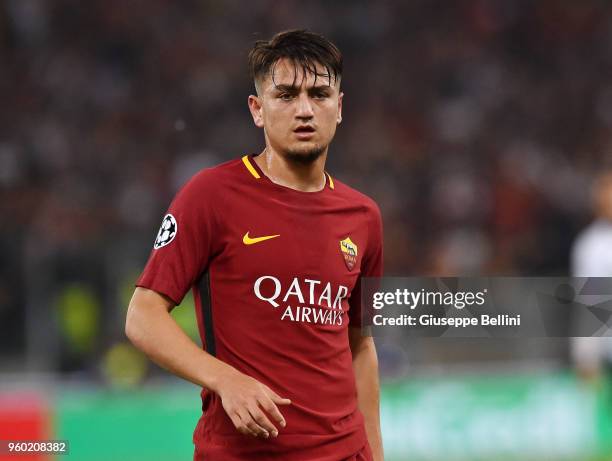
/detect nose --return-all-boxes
[295,92,314,119]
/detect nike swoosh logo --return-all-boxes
[243,232,280,245]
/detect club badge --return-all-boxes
[340,237,358,271]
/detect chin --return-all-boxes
[284,144,326,165]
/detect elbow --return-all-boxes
[124,316,134,343]
[351,338,378,363]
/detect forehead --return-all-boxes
[262,58,338,90]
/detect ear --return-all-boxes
[248,95,264,128]
[337,91,343,125]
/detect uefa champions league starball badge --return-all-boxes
[154,214,178,249]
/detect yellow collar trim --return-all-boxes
[243,155,334,190]
[326,172,335,190]
[242,155,260,179]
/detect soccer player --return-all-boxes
[125,29,384,461]
[571,170,612,381]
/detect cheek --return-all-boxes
[264,105,291,128]
[323,122,338,141]
[262,110,280,132]
[263,113,293,143]
[321,102,339,120]
[319,109,339,137]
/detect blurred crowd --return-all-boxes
[1,0,612,380]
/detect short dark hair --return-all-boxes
[248,29,342,92]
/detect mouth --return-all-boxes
[293,126,316,139]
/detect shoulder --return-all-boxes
[572,220,612,275]
[174,156,251,200]
[574,221,612,253]
[169,157,247,212]
[574,221,612,246]
[331,176,382,221]
[182,157,246,190]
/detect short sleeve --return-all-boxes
[570,233,591,277]
[571,231,610,277]
[136,171,217,305]
[348,203,383,327]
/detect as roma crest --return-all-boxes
[340,237,358,271]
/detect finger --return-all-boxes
[238,408,269,438]
[234,410,259,438]
[248,403,279,437]
[267,389,292,406]
[259,396,287,428]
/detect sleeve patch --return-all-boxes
[153,214,178,249]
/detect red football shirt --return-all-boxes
[137,154,383,461]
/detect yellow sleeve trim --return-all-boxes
[326,172,335,189]
[242,155,260,179]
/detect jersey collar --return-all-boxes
[241,155,334,190]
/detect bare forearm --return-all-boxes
[126,288,292,439]
[125,289,235,392]
[351,337,384,461]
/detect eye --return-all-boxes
[312,91,330,100]
[279,93,294,101]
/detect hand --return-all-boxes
[216,369,291,439]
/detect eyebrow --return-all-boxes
[272,84,333,93]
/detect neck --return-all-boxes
[254,146,328,192]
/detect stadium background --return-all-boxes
[1,0,611,459]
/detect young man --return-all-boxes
[126,30,384,461]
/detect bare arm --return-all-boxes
[125,287,290,438]
[349,327,383,461]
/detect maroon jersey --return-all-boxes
[137,154,383,461]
